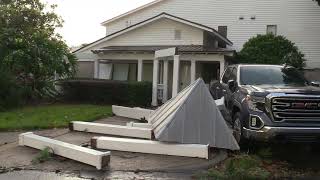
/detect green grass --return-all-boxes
[0,104,112,131]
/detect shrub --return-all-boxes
[0,68,26,111]
[59,79,152,107]
[238,34,306,69]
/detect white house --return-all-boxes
[74,0,320,106]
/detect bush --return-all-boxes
[238,34,306,69]
[0,68,26,111]
[59,79,152,107]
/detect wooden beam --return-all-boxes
[70,121,153,139]
[19,132,110,170]
[91,136,209,159]
[112,105,154,120]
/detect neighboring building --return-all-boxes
[74,0,320,106]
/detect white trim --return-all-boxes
[155,47,177,58]
[77,13,232,53]
[162,60,169,103]
[71,121,153,139]
[101,0,165,25]
[19,132,110,170]
[152,58,160,106]
[92,136,209,159]
[137,59,144,82]
[112,105,154,120]
[77,59,95,62]
[94,59,99,78]
[191,60,196,83]
[172,55,180,97]
[126,122,153,129]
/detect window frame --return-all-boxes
[174,29,182,40]
[266,25,277,35]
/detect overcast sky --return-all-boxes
[42,0,154,47]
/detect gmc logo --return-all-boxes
[291,103,319,109]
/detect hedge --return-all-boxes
[58,79,152,107]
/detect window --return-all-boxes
[267,25,277,35]
[174,30,182,40]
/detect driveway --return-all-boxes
[0,116,227,179]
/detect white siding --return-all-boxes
[96,18,203,49]
[104,0,320,68]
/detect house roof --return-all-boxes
[92,45,235,54]
[74,13,233,53]
[101,0,165,26]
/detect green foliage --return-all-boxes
[315,0,320,5]
[0,0,76,101]
[198,155,271,180]
[0,68,26,111]
[0,104,112,131]
[225,155,270,179]
[238,34,306,70]
[59,79,152,107]
[32,147,53,164]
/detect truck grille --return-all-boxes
[271,97,320,122]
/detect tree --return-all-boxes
[0,0,76,99]
[315,0,320,5]
[237,34,306,70]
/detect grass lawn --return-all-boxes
[0,104,112,131]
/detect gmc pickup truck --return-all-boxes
[211,64,320,143]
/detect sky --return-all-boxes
[42,0,154,47]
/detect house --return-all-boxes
[74,0,320,106]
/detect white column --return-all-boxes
[152,58,159,107]
[172,55,180,97]
[94,59,99,79]
[162,60,169,103]
[137,59,143,82]
[191,60,196,83]
[219,60,225,80]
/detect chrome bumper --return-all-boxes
[243,126,320,142]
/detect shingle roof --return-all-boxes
[92,45,235,54]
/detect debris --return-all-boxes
[112,105,154,120]
[70,121,153,139]
[19,132,111,170]
[91,136,209,159]
[149,79,239,150]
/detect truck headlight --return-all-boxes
[245,95,265,112]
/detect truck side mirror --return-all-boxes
[228,80,237,92]
[311,81,320,87]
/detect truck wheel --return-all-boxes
[232,112,243,144]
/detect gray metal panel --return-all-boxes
[153,79,239,151]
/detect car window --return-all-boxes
[222,67,232,84]
[240,66,307,85]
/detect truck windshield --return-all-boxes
[240,66,307,86]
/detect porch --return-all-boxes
[91,46,234,106]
